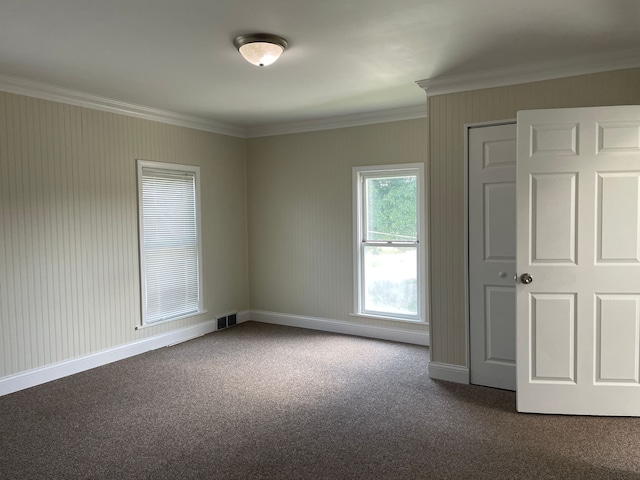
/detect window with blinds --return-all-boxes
[137,160,204,326]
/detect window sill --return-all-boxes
[135,309,208,330]
[349,312,428,325]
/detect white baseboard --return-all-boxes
[237,310,251,324]
[428,362,470,384]
[0,309,424,396]
[248,310,429,346]
[0,311,250,397]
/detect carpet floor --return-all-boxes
[1,321,640,479]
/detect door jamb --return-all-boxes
[464,119,516,385]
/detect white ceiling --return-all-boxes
[1,0,639,133]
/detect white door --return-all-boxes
[469,124,517,391]
[516,105,640,416]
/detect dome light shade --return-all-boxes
[233,34,288,67]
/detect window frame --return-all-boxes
[352,163,427,323]
[136,159,205,328]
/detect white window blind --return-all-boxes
[138,162,202,325]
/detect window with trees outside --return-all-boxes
[353,164,426,322]
[137,160,204,327]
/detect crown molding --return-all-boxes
[3,47,638,140]
[0,73,246,138]
[245,104,427,138]
[0,72,427,138]
[417,48,640,97]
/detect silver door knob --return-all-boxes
[520,273,533,284]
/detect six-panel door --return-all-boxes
[516,106,640,416]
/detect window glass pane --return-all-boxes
[363,245,417,316]
[366,175,417,241]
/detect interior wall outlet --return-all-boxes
[228,313,237,327]
[217,316,227,330]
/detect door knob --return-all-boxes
[520,273,533,284]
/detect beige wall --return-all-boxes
[428,67,640,367]
[0,92,249,378]
[246,120,429,335]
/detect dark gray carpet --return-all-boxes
[1,322,640,479]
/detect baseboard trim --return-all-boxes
[0,312,250,397]
[429,362,470,384]
[237,310,251,324]
[248,310,429,346]
[0,309,422,396]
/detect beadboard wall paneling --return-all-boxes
[246,120,428,336]
[428,67,640,367]
[0,92,249,378]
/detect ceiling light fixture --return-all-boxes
[233,33,288,67]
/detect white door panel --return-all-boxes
[485,285,516,364]
[596,294,640,383]
[530,173,578,264]
[516,105,640,416]
[530,293,576,382]
[597,173,640,263]
[485,183,516,260]
[469,123,517,391]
